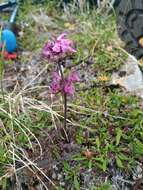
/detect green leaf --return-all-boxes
[96,137,100,150]
[118,153,129,161]
[63,162,70,171]
[73,156,86,161]
[1,178,7,190]
[18,133,28,144]
[95,159,107,171]
[115,128,122,146]
[74,176,80,190]
[58,188,65,190]
[133,139,143,155]
[116,156,124,168]
[102,160,107,172]
[88,160,92,169]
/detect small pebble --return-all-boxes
[52,173,57,179]
[136,164,142,173]
[59,182,65,186]
[53,165,58,170]
[57,174,63,180]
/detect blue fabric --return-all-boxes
[1,29,17,53]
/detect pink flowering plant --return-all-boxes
[42,33,79,136]
[43,33,76,60]
[51,71,80,95]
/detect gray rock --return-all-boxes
[132,162,143,180]
[111,55,143,98]
[52,172,57,179]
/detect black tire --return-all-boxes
[115,0,143,59]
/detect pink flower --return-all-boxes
[54,33,76,54]
[50,71,79,95]
[42,42,54,59]
[42,33,76,60]
[68,71,80,82]
[52,72,61,82]
[64,81,74,95]
[52,43,61,53]
[50,72,61,93]
[51,81,61,94]
[57,33,67,41]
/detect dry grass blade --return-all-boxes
[9,143,57,190]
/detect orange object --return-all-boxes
[2,51,17,60]
[82,149,95,159]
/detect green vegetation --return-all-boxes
[0,1,142,189]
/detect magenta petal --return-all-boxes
[61,44,76,54]
[57,33,67,41]
[64,82,74,95]
[60,44,69,53]
[51,82,60,94]
[42,42,54,58]
[60,39,73,46]
[52,43,61,53]
[67,46,76,53]
[42,50,50,57]
[42,33,76,60]
[52,72,61,82]
[50,72,62,94]
[68,71,80,82]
